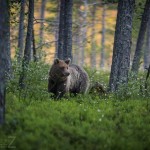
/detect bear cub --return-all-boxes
[48,58,89,99]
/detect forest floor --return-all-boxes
[1,96,150,150]
[0,62,150,150]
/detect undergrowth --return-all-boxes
[0,61,150,150]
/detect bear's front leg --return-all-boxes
[55,82,69,99]
[48,78,56,93]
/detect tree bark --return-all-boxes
[100,4,106,69]
[109,0,135,92]
[131,0,150,73]
[72,9,80,65]
[63,0,73,60]
[39,0,46,45]
[17,0,25,63]
[79,0,88,66]
[19,0,34,88]
[73,30,80,64]
[57,0,73,60]
[54,0,60,58]
[32,29,37,62]
[91,4,96,68]
[24,0,34,64]
[57,0,65,59]
[0,0,11,125]
[144,18,150,69]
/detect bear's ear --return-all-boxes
[54,58,59,64]
[65,58,71,65]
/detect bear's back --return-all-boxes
[68,64,89,94]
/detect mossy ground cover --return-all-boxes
[1,96,150,150]
[0,62,150,150]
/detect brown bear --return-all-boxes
[48,58,89,99]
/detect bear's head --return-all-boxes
[49,58,71,81]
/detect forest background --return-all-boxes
[10,0,148,69]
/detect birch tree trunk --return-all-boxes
[91,5,96,68]
[17,0,25,63]
[109,0,135,92]
[54,0,60,58]
[57,0,65,59]
[131,0,150,73]
[72,9,80,65]
[79,0,88,66]
[39,0,46,45]
[0,0,11,125]
[73,30,80,64]
[100,4,106,69]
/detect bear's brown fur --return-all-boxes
[48,58,89,99]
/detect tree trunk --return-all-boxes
[55,0,60,58]
[91,5,96,68]
[63,0,73,60]
[57,0,73,60]
[17,0,25,63]
[73,31,80,64]
[131,0,150,73]
[19,0,34,88]
[109,0,135,92]
[144,18,150,69]
[0,0,11,125]
[57,0,65,59]
[24,0,34,64]
[79,0,88,66]
[72,10,80,65]
[100,4,106,69]
[39,0,46,45]
[32,29,37,62]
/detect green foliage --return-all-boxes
[7,60,50,101]
[1,61,150,149]
[1,95,150,149]
[7,61,150,101]
[85,67,108,90]
[113,71,150,101]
